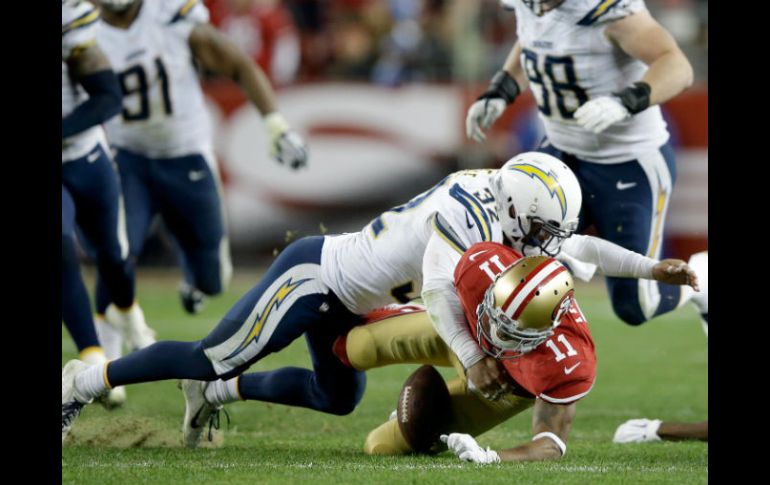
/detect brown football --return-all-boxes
[396,365,452,454]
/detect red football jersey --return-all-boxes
[454,242,597,404]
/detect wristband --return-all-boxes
[613,81,651,114]
[532,431,567,456]
[479,70,520,105]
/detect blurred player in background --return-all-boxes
[63,152,698,446]
[466,0,708,336]
[62,0,155,407]
[207,0,301,86]
[614,418,707,443]
[90,0,308,353]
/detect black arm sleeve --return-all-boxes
[62,69,123,139]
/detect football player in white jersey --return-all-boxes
[62,0,156,407]
[466,0,708,336]
[89,0,309,331]
[62,152,699,446]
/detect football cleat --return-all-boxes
[179,282,207,315]
[62,360,92,444]
[105,303,156,351]
[687,251,708,336]
[181,380,225,448]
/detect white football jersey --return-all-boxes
[501,0,669,163]
[62,0,109,162]
[321,170,504,315]
[97,0,212,158]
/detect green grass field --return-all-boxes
[62,268,708,484]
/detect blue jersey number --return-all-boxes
[118,58,173,121]
[522,49,588,120]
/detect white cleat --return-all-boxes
[687,251,708,337]
[105,303,157,351]
[62,360,92,444]
[181,380,224,448]
[95,317,128,408]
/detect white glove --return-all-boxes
[613,418,662,443]
[465,98,507,143]
[265,112,308,170]
[574,96,630,134]
[440,433,501,464]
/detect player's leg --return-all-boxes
[577,143,686,325]
[364,377,534,455]
[61,184,104,362]
[334,310,458,371]
[71,145,155,352]
[156,151,232,313]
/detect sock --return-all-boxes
[204,377,242,406]
[75,363,109,402]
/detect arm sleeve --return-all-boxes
[61,69,122,139]
[560,234,657,279]
[422,231,486,370]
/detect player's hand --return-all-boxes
[613,418,662,443]
[440,433,501,464]
[574,96,630,134]
[652,259,700,291]
[265,112,308,170]
[466,356,512,401]
[466,98,507,143]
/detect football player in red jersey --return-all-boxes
[334,241,598,462]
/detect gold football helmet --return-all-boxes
[476,255,574,359]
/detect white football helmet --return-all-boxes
[521,0,566,16]
[490,152,581,256]
[476,255,575,359]
[98,0,137,13]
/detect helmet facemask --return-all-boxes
[518,216,578,257]
[476,289,554,360]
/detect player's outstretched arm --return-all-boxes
[188,24,307,169]
[62,44,122,139]
[441,399,574,463]
[614,419,707,443]
[561,235,699,290]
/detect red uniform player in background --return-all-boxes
[207,0,300,85]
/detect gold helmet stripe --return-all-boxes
[503,260,566,319]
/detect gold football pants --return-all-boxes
[344,311,534,455]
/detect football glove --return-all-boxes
[613,418,662,443]
[574,96,630,134]
[440,433,501,464]
[466,70,520,143]
[265,112,308,170]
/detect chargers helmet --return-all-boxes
[491,151,581,256]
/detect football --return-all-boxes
[396,365,452,454]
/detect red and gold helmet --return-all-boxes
[476,255,574,359]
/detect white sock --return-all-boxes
[204,377,241,406]
[74,363,109,402]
